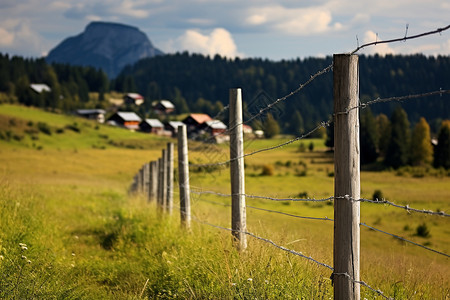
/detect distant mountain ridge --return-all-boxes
[46,21,163,78]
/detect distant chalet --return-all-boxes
[30,83,51,94]
[107,111,142,130]
[152,100,175,115]
[124,93,144,106]
[183,113,213,135]
[140,118,164,134]
[166,121,185,137]
[76,109,106,123]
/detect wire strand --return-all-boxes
[351,24,450,54]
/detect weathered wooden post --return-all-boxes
[157,157,163,207]
[143,163,150,197]
[229,88,247,250]
[149,160,158,202]
[166,143,174,214]
[333,54,360,300]
[138,167,144,194]
[177,125,191,228]
[161,149,168,210]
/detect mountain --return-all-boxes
[46,21,163,78]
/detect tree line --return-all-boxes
[0,53,109,111]
[326,107,450,169]
[114,52,450,135]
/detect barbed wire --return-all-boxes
[191,63,334,148]
[193,193,448,258]
[189,213,390,299]
[189,214,334,270]
[193,195,334,222]
[331,273,391,300]
[351,24,450,55]
[338,89,450,115]
[191,190,448,257]
[360,223,449,258]
[189,120,331,168]
[343,196,449,217]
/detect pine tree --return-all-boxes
[289,110,304,135]
[376,114,391,158]
[360,108,379,164]
[433,120,450,169]
[410,117,433,166]
[385,106,410,169]
[263,113,280,138]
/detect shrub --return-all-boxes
[261,164,274,176]
[415,223,431,238]
[37,122,52,135]
[308,142,314,152]
[298,143,306,152]
[65,123,80,133]
[372,189,384,201]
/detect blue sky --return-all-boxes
[1,0,449,60]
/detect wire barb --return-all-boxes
[351,24,450,54]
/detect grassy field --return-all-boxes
[0,104,449,299]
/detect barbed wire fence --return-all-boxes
[128,24,450,299]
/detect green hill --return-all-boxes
[0,104,448,299]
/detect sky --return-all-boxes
[1,0,450,61]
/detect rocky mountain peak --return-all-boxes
[46,21,163,78]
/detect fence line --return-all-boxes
[194,196,335,222]
[128,34,449,298]
[190,187,448,217]
[193,194,450,258]
[187,213,390,299]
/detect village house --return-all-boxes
[201,120,227,136]
[243,124,253,135]
[76,109,106,123]
[139,119,164,134]
[182,113,213,135]
[165,121,185,137]
[201,120,229,143]
[152,100,175,115]
[30,83,51,94]
[123,93,144,106]
[107,111,142,130]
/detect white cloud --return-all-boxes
[111,0,149,18]
[169,28,244,58]
[245,5,341,35]
[362,30,395,56]
[0,27,15,46]
[0,19,44,56]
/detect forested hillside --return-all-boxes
[0,53,109,111]
[114,53,450,133]
[1,52,449,134]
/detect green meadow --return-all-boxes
[0,104,448,299]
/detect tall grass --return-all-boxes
[0,104,449,299]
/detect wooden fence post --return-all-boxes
[149,160,158,202]
[177,125,191,228]
[166,143,174,214]
[143,163,150,197]
[161,149,168,210]
[138,167,144,194]
[157,157,163,208]
[229,88,247,250]
[333,54,360,300]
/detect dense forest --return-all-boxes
[114,52,450,134]
[0,53,109,111]
[1,52,449,135]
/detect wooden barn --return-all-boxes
[140,119,164,134]
[107,111,142,130]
